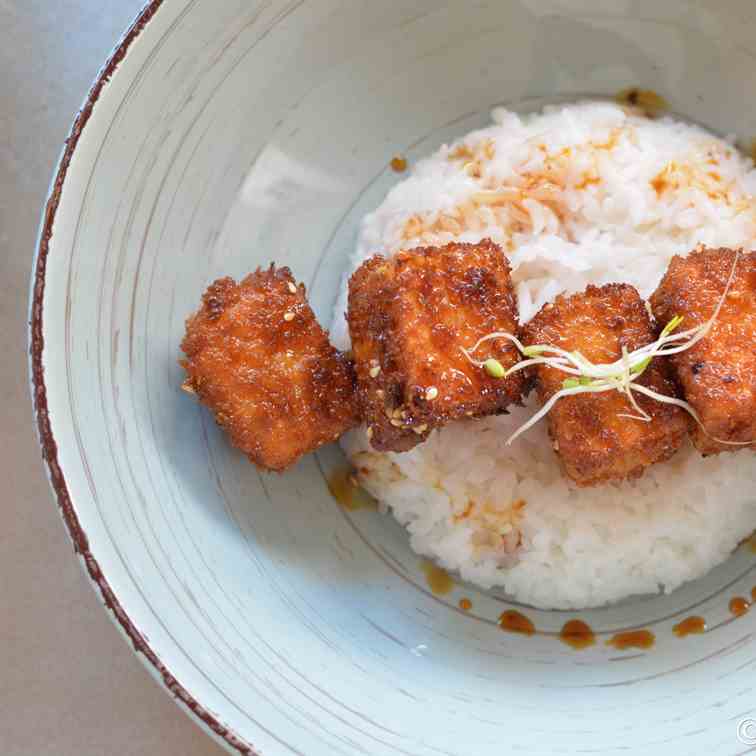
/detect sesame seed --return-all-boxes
[385,407,394,419]
[369,365,381,378]
[376,389,385,399]
[392,408,403,419]
[390,418,403,427]
[283,312,295,321]
[287,281,297,293]
[425,386,438,401]
[413,424,428,435]
[366,426,374,440]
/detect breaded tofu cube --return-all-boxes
[650,247,756,455]
[347,239,526,452]
[523,284,690,486]
[181,266,359,472]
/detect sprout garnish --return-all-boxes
[483,358,506,378]
[462,252,750,446]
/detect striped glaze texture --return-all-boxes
[30,1,756,754]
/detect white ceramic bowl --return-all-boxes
[31,2,756,754]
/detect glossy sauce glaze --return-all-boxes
[458,597,472,611]
[327,469,377,511]
[498,610,535,636]
[559,619,595,650]
[606,629,655,651]
[672,616,706,638]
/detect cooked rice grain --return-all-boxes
[334,101,756,608]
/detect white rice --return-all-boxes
[333,101,756,609]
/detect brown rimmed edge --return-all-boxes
[28,2,256,753]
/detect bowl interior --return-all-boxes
[37,1,756,753]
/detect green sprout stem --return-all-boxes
[461,252,750,447]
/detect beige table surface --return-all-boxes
[1,3,226,754]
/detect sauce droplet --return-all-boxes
[729,596,750,617]
[751,586,756,603]
[606,629,655,651]
[390,155,408,173]
[672,616,706,638]
[327,469,377,511]
[749,140,756,167]
[499,610,535,636]
[458,597,472,611]
[615,88,668,117]
[421,561,454,595]
[650,171,669,197]
[748,533,756,553]
[559,619,595,650]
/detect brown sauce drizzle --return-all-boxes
[327,469,377,511]
[729,596,750,617]
[606,629,655,650]
[559,619,595,650]
[498,610,535,636]
[421,561,454,595]
[459,597,472,611]
[673,616,706,638]
[390,155,408,173]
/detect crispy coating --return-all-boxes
[650,247,756,455]
[523,284,690,486]
[347,239,526,452]
[181,267,359,472]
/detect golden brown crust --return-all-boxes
[181,266,359,472]
[650,247,756,455]
[523,283,690,486]
[347,239,526,451]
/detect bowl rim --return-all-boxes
[27,1,255,753]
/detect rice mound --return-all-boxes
[333,101,756,609]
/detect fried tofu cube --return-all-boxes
[347,239,526,452]
[523,283,690,486]
[650,247,756,455]
[181,266,359,472]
